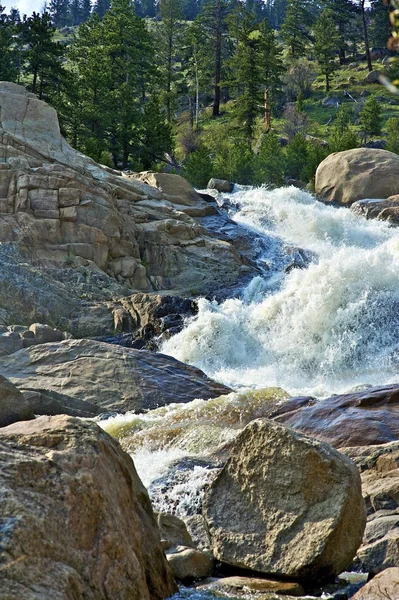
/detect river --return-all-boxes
[101,185,399,599]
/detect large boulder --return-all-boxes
[0,82,247,329]
[0,338,232,413]
[352,568,399,599]
[0,415,177,600]
[203,419,366,583]
[343,442,399,572]
[0,375,34,427]
[315,149,399,206]
[275,384,399,448]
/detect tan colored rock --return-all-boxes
[60,205,78,222]
[165,545,214,581]
[58,187,81,207]
[352,568,399,599]
[342,442,399,572]
[351,198,399,224]
[203,419,366,583]
[0,338,232,413]
[0,374,34,428]
[0,332,23,356]
[157,513,196,550]
[364,69,381,84]
[184,515,213,554]
[29,323,63,343]
[135,171,201,205]
[315,149,399,206]
[0,415,177,600]
[198,576,305,596]
[0,82,246,309]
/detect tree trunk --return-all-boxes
[338,21,345,65]
[264,88,271,132]
[212,0,222,117]
[360,0,373,72]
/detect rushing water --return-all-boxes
[162,186,399,397]
[101,186,397,599]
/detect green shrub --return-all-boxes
[254,131,285,186]
[182,147,214,188]
[386,117,399,154]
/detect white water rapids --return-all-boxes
[101,186,397,599]
[162,186,399,397]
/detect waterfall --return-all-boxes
[161,186,399,397]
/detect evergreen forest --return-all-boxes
[1,0,398,188]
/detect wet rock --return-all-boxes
[203,419,366,583]
[165,545,214,582]
[315,149,399,206]
[275,384,399,448]
[0,375,35,428]
[98,293,198,349]
[0,415,177,600]
[352,568,399,599]
[1,339,232,413]
[351,198,399,224]
[207,178,235,193]
[196,576,305,597]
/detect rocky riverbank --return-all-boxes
[1,82,399,599]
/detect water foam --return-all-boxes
[162,187,399,396]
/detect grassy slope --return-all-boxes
[176,57,399,155]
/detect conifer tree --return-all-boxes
[157,0,184,122]
[313,9,340,92]
[93,0,111,18]
[320,0,357,64]
[0,6,19,82]
[369,0,390,48]
[195,0,232,117]
[360,95,382,142]
[281,0,314,58]
[48,0,70,26]
[22,12,65,100]
[228,4,283,141]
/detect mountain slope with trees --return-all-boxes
[0,0,398,187]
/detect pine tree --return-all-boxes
[360,95,382,142]
[359,0,373,71]
[136,97,173,168]
[93,0,111,18]
[228,4,283,141]
[254,131,284,186]
[68,0,157,167]
[22,12,65,100]
[0,6,19,82]
[369,0,390,48]
[157,0,184,122]
[81,0,92,22]
[386,117,399,155]
[313,9,340,93]
[281,0,314,58]
[195,0,232,117]
[48,0,71,26]
[320,0,357,64]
